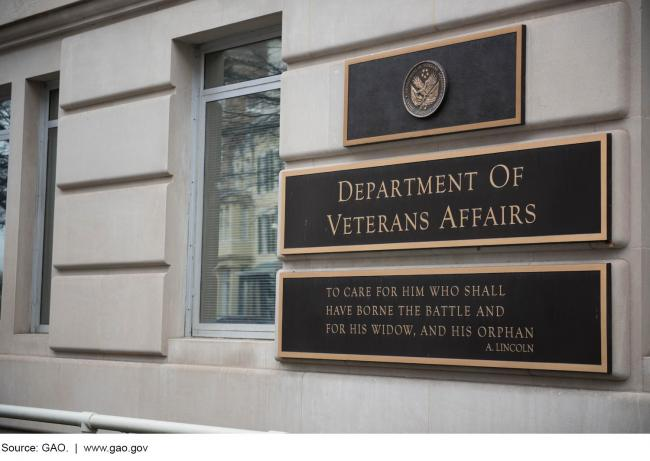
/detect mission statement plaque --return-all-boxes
[279,133,611,255]
[278,264,611,373]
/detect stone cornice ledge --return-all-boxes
[0,0,188,53]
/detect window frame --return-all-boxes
[187,26,283,339]
[31,79,58,333]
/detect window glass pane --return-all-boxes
[200,89,282,324]
[0,99,9,130]
[39,127,57,325]
[0,139,8,313]
[48,89,59,121]
[204,38,285,89]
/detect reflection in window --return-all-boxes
[257,151,281,193]
[204,38,285,89]
[200,86,283,325]
[0,96,10,315]
[0,98,10,130]
[257,212,277,255]
[237,272,275,324]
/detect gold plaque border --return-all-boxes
[279,133,610,255]
[343,24,525,146]
[277,263,610,374]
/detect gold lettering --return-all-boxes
[326,214,342,235]
[366,215,376,233]
[466,171,478,191]
[354,183,364,201]
[391,179,402,198]
[489,164,509,188]
[513,166,524,187]
[378,214,389,232]
[509,204,523,225]
[484,207,498,226]
[404,177,416,196]
[419,211,430,230]
[390,214,404,232]
[343,217,352,235]
[404,212,417,231]
[448,173,462,192]
[338,181,353,202]
[366,181,376,199]
[525,203,537,223]
[377,181,389,199]
[440,206,457,229]
[435,175,446,193]
[418,176,432,195]
[459,208,469,228]
[471,207,482,227]
[352,216,363,234]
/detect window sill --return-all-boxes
[167,336,278,369]
[0,331,51,357]
[191,325,274,340]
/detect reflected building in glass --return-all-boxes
[200,39,285,326]
[0,96,9,313]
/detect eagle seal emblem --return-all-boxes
[402,60,447,118]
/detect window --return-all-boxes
[0,88,11,316]
[257,211,277,255]
[191,30,285,338]
[257,151,281,193]
[32,81,58,332]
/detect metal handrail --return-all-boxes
[0,404,259,433]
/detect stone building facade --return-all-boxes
[0,0,649,432]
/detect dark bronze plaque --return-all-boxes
[344,25,525,146]
[278,264,611,373]
[279,133,611,255]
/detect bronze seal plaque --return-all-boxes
[402,60,447,118]
[345,25,524,145]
